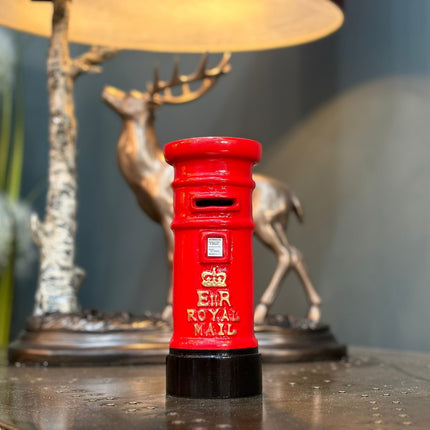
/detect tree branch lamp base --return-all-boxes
[8,312,346,365]
[255,314,347,363]
[8,310,171,366]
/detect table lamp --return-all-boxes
[0,0,344,365]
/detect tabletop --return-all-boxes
[0,347,429,429]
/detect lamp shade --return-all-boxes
[0,0,343,53]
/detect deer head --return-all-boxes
[102,87,157,121]
[102,53,231,121]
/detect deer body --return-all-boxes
[117,116,173,224]
[102,55,321,324]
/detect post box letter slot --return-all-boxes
[194,198,235,208]
[190,195,240,213]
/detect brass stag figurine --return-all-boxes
[102,54,321,325]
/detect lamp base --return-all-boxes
[8,310,170,366]
[255,314,347,362]
[9,312,346,366]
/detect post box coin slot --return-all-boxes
[195,198,235,208]
[191,196,240,213]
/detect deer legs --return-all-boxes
[254,223,290,325]
[292,252,321,322]
[274,221,322,321]
[254,221,321,325]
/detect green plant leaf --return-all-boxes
[0,259,14,346]
[7,90,24,201]
[0,90,13,191]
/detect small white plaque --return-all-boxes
[207,237,223,257]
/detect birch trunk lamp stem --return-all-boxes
[30,0,118,315]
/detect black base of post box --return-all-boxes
[166,347,262,399]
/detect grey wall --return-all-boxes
[9,0,430,352]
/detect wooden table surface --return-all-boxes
[0,347,429,429]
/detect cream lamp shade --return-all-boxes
[0,0,343,53]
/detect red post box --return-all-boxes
[164,136,262,398]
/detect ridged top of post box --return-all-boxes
[164,137,262,165]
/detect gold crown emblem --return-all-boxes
[201,268,227,287]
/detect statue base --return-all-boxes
[255,314,347,362]
[8,310,170,366]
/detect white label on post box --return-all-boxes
[207,237,223,257]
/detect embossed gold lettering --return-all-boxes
[227,324,237,336]
[194,323,203,336]
[220,308,229,322]
[187,309,197,322]
[208,308,220,321]
[210,293,218,307]
[205,323,215,336]
[219,290,231,306]
[197,290,210,307]
[190,283,239,337]
[231,310,240,322]
[217,323,225,335]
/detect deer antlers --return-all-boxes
[147,53,231,105]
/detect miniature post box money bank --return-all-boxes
[164,136,262,398]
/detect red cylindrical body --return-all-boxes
[164,136,262,398]
[165,137,261,351]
